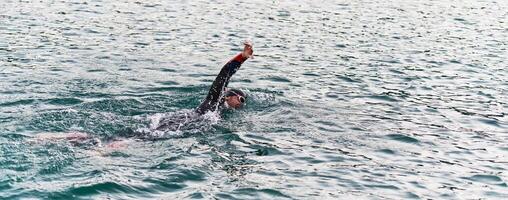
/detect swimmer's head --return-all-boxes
[225,88,246,109]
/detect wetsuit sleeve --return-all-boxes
[196,54,248,114]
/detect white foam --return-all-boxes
[134,109,222,139]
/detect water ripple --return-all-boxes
[1,0,508,199]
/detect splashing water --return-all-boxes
[1,0,507,199]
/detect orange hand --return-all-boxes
[242,41,254,59]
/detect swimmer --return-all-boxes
[34,42,254,146]
[195,41,253,114]
[154,42,253,131]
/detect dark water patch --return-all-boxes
[199,78,214,83]
[84,28,100,34]
[364,183,399,190]
[46,98,83,106]
[243,133,274,142]
[377,148,396,155]
[477,91,494,99]
[50,67,66,72]
[0,133,27,141]
[253,145,283,156]
[254,34,265,39]
[302,72,319,77]
[325,92,339,98]
[389,69,406,74]
[0,116,16,124]
[87,69,107,73]
[335,74,360,83]
[66,181,139,197]
[439,159,459,166]
[134,42,150,47]
[300,57,317,62]
[58,59,77,63]
[260,76,291,83]
[277,10,291,17]
[405,192,420,199]
[0,99,35,107]
[314,120,343,132]
[193,63,208,67]
[188,73,214,78]
[0,179,13,193]
[361,95,398,102]
[0,90,27,95]
[454,18,475,25]
[98,151,129,158]
[449,59,461,64]
[477,118,500,127]
[237,79,253,83]
[74,9,103,15]
[373,59,401,64]
[157,80,179,86]
[295,156,326,164]
[95,56,111,60]
[154,37,172,42]
[323,154,346,162]
[386,134,420,144]
[378,17,395,21]
[143,177,185,192]
[160,68,177,72]
[464,174,506,186]
[167,169,207,182]
[151,158,179,170]
[335,44,347,48]
[186,192,204,198]
[402,76,421,82]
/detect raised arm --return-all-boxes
[196,42,253,114]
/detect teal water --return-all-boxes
[1,0,507,199]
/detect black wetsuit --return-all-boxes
[195,53,247,115]
[110,54,248,139]
[63,54,249,145]
[151,53,247,133]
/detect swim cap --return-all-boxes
[225,88,246,98]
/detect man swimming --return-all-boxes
[195,42,253,114]
[153,42,253,132]
[35,42,254,145]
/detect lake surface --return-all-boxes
[1,0,507,199]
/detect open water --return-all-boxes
[1,0,507,199]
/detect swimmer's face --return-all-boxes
[226,95,245,109]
